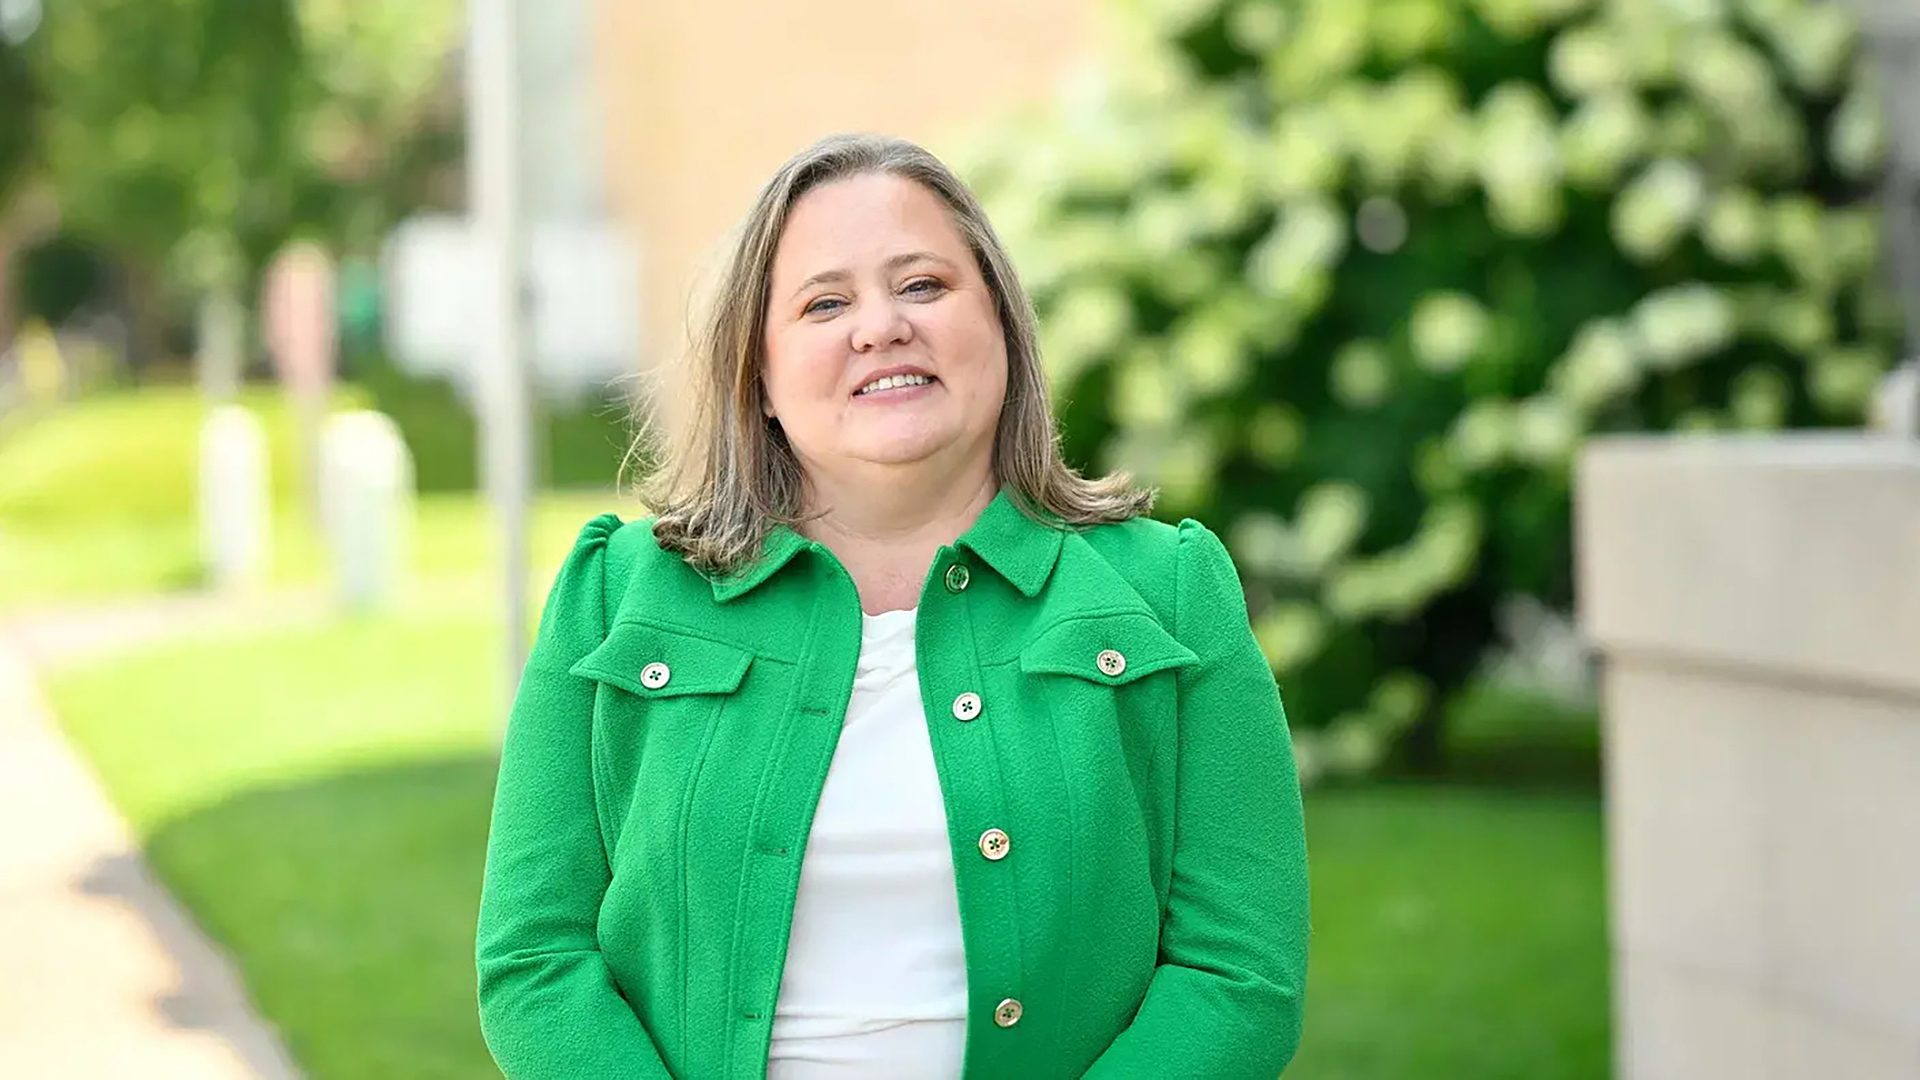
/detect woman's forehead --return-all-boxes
[772,174,972,279]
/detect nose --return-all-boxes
[849,296,913,353]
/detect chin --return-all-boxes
[860,447,943,469]
[847,435,950,468]
[843,425,949,462]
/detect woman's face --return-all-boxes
[762,172,1008,487]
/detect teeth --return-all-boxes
[857,373,932,395]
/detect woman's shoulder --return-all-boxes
[553,506,682,550]
[1070,512,1230,573]
[546,510,680,594]
[1063,512,1239,622]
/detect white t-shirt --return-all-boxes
[767,606,969,1079]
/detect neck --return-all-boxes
[797,460,998,614]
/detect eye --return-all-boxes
[803,296,846,317]
[902,276,947,298]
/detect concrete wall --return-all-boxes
[1577,435,1920,1080]
[585,0,1100,383]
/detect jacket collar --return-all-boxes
[710,484,1065,603]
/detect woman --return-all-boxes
[475,133,1309,1079]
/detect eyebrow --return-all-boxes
[787,250,958,301]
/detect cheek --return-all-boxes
[972,324,1012,407]
[762,327,842,417]
[936,301,1010,388]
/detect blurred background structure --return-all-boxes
[1,0,1916,1077]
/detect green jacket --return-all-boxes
[476,486,1310,1078]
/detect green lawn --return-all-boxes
[45,593,1610,1079]
[0,385,632,608]
[1286,787,1608,1079]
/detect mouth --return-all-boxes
[853,373,938,397]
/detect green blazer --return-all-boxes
[476,486,1310,1078]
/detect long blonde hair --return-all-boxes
[630,132,1152,576]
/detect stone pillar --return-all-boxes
[1577,435,1920,1080]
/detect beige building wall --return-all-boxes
[586,0,1101,386]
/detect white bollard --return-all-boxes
[318,410,415,611]
[1868,357,1919,439]
[198,405,272,591]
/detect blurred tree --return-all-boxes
[295,0,465,250]
[17,232,107,325]
[28,0,304,365]
[24,0,460,367]
[963,0,1905,778]
[0,35,35,205]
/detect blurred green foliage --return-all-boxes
[14,231,108,326]
[18,0,461,305]
[0,386,342,530]
[27,0,307,288]
[963,0,1906,777]
[350,351,635,494]
[0,37,35,204]
[0,385,362,604]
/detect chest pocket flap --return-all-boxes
[1018,609,1199,685]
[570,617,753,698]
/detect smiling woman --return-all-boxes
[757,171,1013,563]
[634,135,1157,582]
[474,134,1312,1080]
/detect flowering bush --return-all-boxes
[962,0,1905,778]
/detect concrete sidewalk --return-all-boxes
[0,635,302,1079]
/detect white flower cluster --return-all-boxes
[962,0,1899,772]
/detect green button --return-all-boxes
[944,563,971,592]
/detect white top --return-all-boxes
[767,607,969,1079]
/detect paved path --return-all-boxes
[0,596,308,1079]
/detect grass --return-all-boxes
[47,609,506,1080]
[44,595,1610,1079]
[1286,786,1608,1079]
[0,385,630,609]
[0,384,345,607]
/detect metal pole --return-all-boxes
[469,0,534,719]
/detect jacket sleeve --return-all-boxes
[1084,520,1311,1078]
[476,514,673,1079]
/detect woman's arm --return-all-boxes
[1084,520,1311,1079]
[476,515,674,1079]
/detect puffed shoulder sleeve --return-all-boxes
[528,513,624,663]
[475,513,674,1078]
[1084,519,1311,1078]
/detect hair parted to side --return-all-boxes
[627,132,1153,577]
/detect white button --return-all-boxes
[979,828,1010,861]
[994,997,1023,1027]
[640,662,671,690]
[952,692,982,721]
[1096,649,1126,677]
